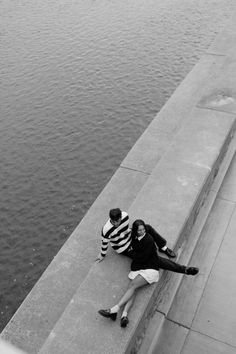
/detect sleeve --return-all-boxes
[146,224,166,249]
[100,228,110,258]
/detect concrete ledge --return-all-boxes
[128,109,236,241]
[38,110,235,354]
[121,53,226,174]
[132,136,236,354]
[139,148,236,354]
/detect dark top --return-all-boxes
[131,232,160,271]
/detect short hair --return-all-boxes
[109,208,122,221]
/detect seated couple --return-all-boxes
[96,208,199,328]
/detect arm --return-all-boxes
[146,224,166,249]
[95,229,110,262]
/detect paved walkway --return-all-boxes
[149,151,236,354]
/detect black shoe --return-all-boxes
[159,247,176,258]
[98,309,117,321]
[185,267,199,276]
[120,316,129,328]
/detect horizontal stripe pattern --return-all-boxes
[100,211,131,257]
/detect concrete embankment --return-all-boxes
[138,148,236,354]
[1,10,236,354]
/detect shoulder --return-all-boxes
[145,224,155,235]
[121,211,129,225]
[146,224,156,234]
[121,211,129,219]
[102,219,113,235]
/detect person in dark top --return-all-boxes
[95,208,176,262]
[98,219,199,328]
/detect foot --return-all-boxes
[98,309,117,321]
[185,267,199,276]
[159,247,176,258]
[120,316,129,328]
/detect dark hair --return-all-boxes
[131,219,146,240]
[109,208,122,221]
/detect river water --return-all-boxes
[0,0,235,331]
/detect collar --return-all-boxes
[137,233,146,241]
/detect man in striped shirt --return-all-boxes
[95,208,176,262]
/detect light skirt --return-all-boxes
[128,269,159,284]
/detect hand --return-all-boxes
[95,254,104,262]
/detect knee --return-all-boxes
[128,281,141,292]
[127,282,137,292]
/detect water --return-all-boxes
[0,0,235,331]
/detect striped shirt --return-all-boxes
[100,211,131,258]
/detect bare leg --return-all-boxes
[117,275,148,309]
[120,295,135,327]
[98,275,149,322]
[122,295,135,315]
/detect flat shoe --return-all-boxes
[185,267,199,276]
[120,316,129,328]
[98,309,117,321]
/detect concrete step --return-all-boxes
[139,150,236,354]
[37,116,235,354]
